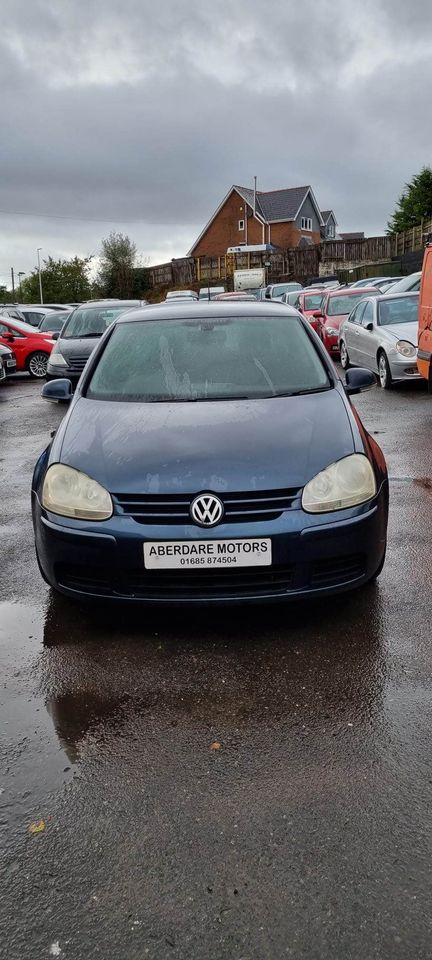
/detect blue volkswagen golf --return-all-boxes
[32,302,388,604]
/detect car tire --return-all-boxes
[340,340,350,370]
[377,351,392,390]
[26,352,49,379]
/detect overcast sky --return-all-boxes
[1,0,431,287]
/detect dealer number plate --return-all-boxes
[144,538,272,570]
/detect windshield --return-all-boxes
[378,295,419,326]
[389,274,421,293]
[0,317,42,335]
[86,315,331,402]
[272,283,302,296]
[304,294,325,310]
[61,305,134,339]
[327,292,375,316]
[39,312,70,332]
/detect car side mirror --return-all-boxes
[365,322,373,332]
[312,311,323,318]
[3,333,15,343]
[50,331,60,341]
[344,368,376,395]
[42,378,73,403]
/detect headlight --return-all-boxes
[325,327,339,336]
[49,353,68,367]
[42,464,112,520]
[302,454,376,513]
[396,340,416,358]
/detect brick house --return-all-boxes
[188,184,332,257]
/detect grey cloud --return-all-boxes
[1,0,431,278]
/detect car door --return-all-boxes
[343,301,366,364]
[356,300,378,370]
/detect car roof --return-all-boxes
[376,291,420,302]
[116,301,300,323]
[74,299,143,308]
[327,286,378,296]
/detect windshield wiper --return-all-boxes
[145,395,250,402]
[273,386,331,398]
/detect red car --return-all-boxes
[296,290,327,332]
[0,316,55,378]
[314,288,379,356]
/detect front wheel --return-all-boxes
[27,352,49,379]
[378,351,392,390]
[340,340,350,370]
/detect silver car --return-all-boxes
[339,292,420,389]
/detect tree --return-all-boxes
[387,167,432,234]
[20,256,93,303]
[98,232,137,298]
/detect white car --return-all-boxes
[339,292,420,389]
[265,282,302,301]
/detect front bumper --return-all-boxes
[388,354,421,382]
[323,331,340,355]
[32,485,388,604]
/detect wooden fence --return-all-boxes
[144,218,432,291]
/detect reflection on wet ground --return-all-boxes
[2,378,432,958]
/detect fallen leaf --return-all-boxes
[29,819,46,834]
[210,741,222,751]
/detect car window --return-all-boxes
[0,323,9,335]
[86,315,331,402]
[61,305,134,339]
[39,312,70,332]
[327,293,374,316]
[377,295,419,326]
[361,302,375,326]
[22,311,45,325]
[348,303,364,325]
[303,294,324,311]
[0,320,27,337]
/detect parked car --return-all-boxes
[339,293,420,389]
[198,286,225,300]
[19,307,58,328]
[38,311,72,335]
[254,288,268,301]
[165,290,198,301]
[0,317,54,377]
[295,291,327,331]
[386,272,422,294]
[0,343,17,376]
[375,278,404,293]
[46,300,144,387]
[0,305,27,322]
[265,282,302,300]
[34,301,388,604]
[315,287,380,356]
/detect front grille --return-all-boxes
[112,488,302,525]
[56,563,295,599]
[309,554,365,587]
[66,356,89,373]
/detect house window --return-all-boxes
[238,219,245,231]
[327,223,335,238]
[301,217,313,231]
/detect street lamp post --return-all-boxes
[37,248,43,304]
[18,272,25,299]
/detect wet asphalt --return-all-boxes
[1,374,432,960]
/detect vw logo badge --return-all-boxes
[190,493,224,528]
